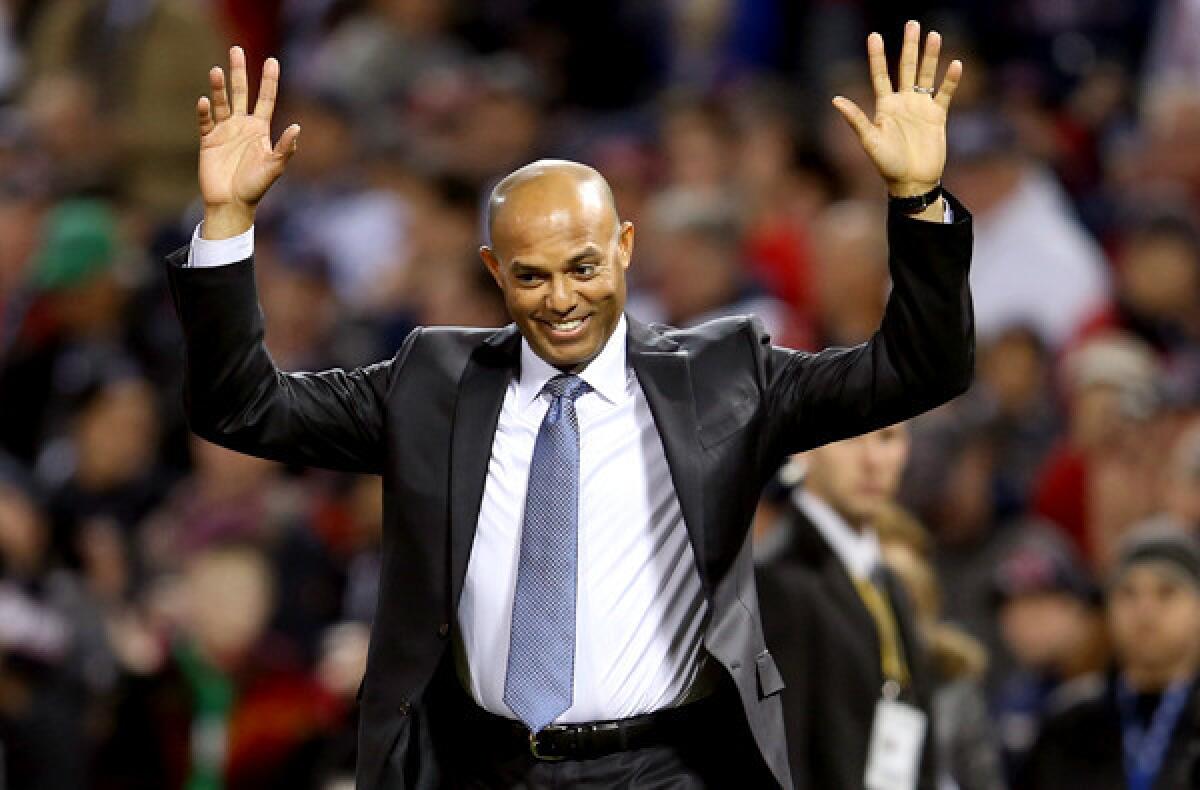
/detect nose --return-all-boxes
[546,276,575,315]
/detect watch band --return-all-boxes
[889,183,943,215]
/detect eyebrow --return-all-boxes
[510,245,603,272]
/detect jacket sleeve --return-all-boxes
[761,191,975,460]
[165,250,415,474]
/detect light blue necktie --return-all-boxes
[504,374,590,733]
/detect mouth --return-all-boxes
[537,314,592,341]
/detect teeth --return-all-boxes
[551,318,584,331]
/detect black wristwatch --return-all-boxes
[889,183,943,215]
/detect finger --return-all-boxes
[209,66,230,121]
[197,96,215,136]
[917,30,941,91]
[273,123,301,163]
[935,59,964,110]
[831,96,873,141]
[229,45,249,115]
[898,19,920,90]
[254,56,280,120]
[867,32,892,99]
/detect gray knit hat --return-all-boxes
[1111,518,1200,591]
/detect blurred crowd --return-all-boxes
[2,0,1200,788]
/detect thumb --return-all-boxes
[831,96,873,141]
[273,123,301,164]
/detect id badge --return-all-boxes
[864,693,927,790]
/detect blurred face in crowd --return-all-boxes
[802,424,910,529]
[0,483,46,575]
[481,161,634,372]
[1000,593,1093,670]
[1120,233,1200,323]
[650,225,739,327]
[1109,563,1200,689]
[75,378,159,490]
[813,201,888,345]
[183,547,275,669]
[662,104,731,191]
[979,327,1046,417]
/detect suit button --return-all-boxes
[437,623,450,638]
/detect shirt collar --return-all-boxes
[517,314,629,410]
[794,488,881,580]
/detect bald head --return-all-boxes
[487,159,619,252]
[479,159,635,372]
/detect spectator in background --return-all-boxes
[267,91,410,313]
[93,544,343,790]
[730,85,820,322]
[1162,418,1200,532]
[810,199,889,348]
[945,109,1110,349]
[906,325,1060,525]
[40,370,165,589]
[1024,525,1200,790]
[636,188,803,346]
[0,200,139,463]
[21,71,115,199]
[758,424,939,789]
[0,457,114,790]
[1074,207,1200,403]
[874,502,1006,790]
[1032,332,1165,568]
[25,0,222,218]
[988,530,1107,784]
[307,0,466,130]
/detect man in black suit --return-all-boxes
[758,424,938,789]
[169,21,971,789]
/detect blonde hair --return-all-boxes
[873,502,989,680]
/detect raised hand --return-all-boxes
[196,47,300,239]
[832,20,962,199]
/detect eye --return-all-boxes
[515,271,542,285]
[574,263,597,277]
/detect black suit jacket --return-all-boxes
[1023,672,1200,790]
[758,502,939,789]
[164,194,973,789]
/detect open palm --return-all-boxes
[833,21,963,195]
[197,47,300,212]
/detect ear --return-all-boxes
[480,246,504,289]
[617,221,635,271]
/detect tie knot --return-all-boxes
[543,374,590,402]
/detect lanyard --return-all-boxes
[1116,676,1193,790]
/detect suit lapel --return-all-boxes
[786,507,882,665]
[626,317,711,593]
[448,324,520,607]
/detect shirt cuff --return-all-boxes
[187,222,255,267]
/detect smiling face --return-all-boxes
[481,161,634,372]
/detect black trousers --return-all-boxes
[441,680,778,789]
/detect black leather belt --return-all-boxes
[465,694,719,761]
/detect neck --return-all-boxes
[1124,659,1198,693]
[802,489,865,534]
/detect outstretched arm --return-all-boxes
[168,48,402,474]
[762,21,974,459]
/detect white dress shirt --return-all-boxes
[459,315,708,722]
[794,488,882,581]
[185,227,709,723]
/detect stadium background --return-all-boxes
[1,0,1199,787]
